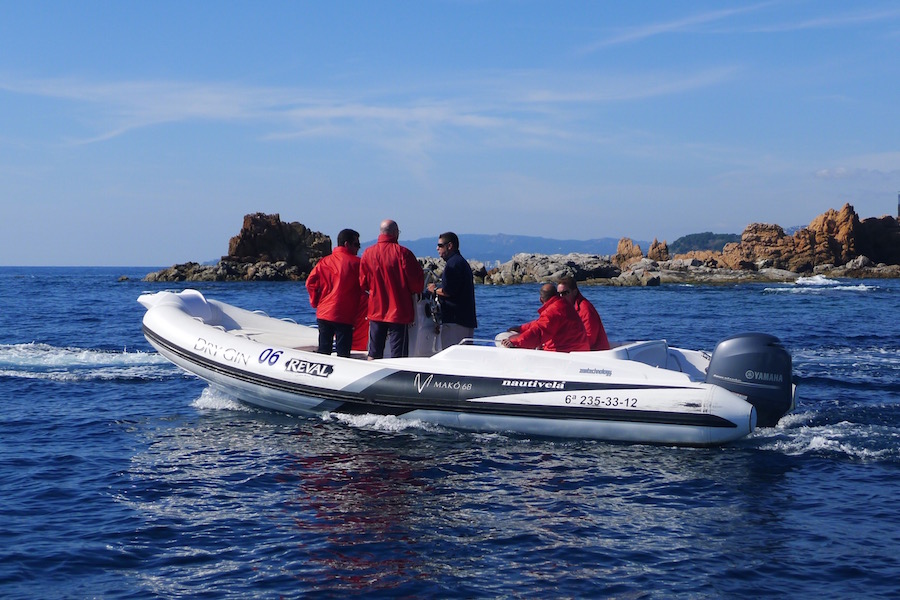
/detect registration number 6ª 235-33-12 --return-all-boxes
[565,395,637,408]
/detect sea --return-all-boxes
[1,266,898,599]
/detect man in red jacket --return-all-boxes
[502,283,589,352]
[306,228,364,357]
[557,276,611,350]
[359,219,425,359]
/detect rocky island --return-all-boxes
[144,213,331,282]
[144,204,900,286]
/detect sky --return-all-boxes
[2,1,899,266]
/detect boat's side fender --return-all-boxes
[138,289,214,322]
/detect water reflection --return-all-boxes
[277,439,429,592]
[123,390,865,597]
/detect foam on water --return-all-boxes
[757,418,899,461]
[191,386,254,412]
[745,409,900,463]
[0,342,175,381]
[795,274,840,286]
[794,345,900,371]
[192,387,484,437]
[764,276,877,293]
[189,389,454,429]
[322,410,449,434]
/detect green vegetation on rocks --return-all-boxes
[669,232,741,254]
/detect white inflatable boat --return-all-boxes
[138,289,795,446]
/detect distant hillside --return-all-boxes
[669,232,741,254]
[364,230,826,262]
[362,234,651,264]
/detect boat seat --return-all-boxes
[607,340,670,369]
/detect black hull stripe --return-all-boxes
[143,326,738,429]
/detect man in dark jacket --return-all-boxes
[428,231,477,348]
[502,283,589,352]
[359,219,425,359]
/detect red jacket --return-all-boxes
[306,246,363,325]
[512,296,589,352]
[352,293,368,351]
[573,292,611,350]
[359,234,425,324]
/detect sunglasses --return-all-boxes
[436,243,447,248]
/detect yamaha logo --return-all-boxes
[745,369,783,383]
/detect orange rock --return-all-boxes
[707,203,898,273]
[647,238,669,262]
[615,238,644,269]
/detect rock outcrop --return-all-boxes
[647,238,669,262]
[224,212,331,270]
[479,204,898,285]
[419,257,489,284]
[694,203,899,274]
[144,205,899,285]
[858,215,900,266]
[614,238,644,270]
[145,213,331,282]
[483,253,621,285]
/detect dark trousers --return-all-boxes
[317,319,354,357]
[367,321,409,359]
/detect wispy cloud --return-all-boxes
[522,67,739,103]
[0,76,298,142]
[580,2,774,51]
[749,7,900,33]
[580,3,900,52]
[0,68,735,151]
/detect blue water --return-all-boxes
[1,267,899,598]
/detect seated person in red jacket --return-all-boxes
[556,275,611,350]
[306,228,364,357]
[501,283,589,352]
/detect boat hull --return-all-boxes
[140,290,760,446]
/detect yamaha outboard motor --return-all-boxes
[706,333,794,427]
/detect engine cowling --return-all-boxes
[706,333,794,427]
